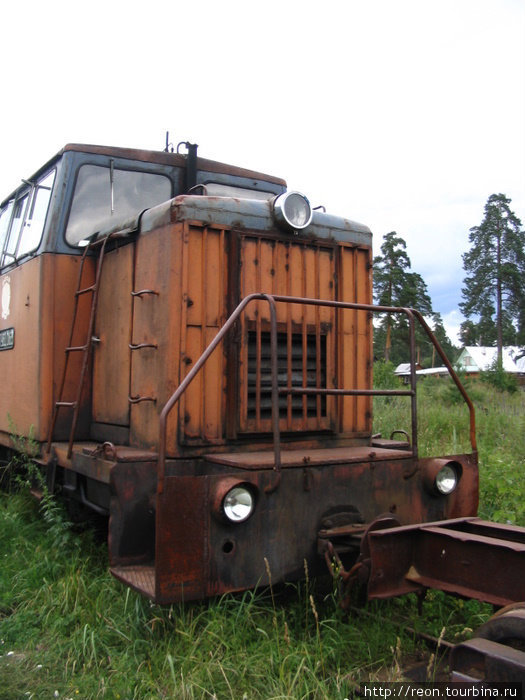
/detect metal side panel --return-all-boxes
[155,475,209,603]
[109,460,157,567]
[92,242,133,426]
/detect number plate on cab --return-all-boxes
[0,327,14,350]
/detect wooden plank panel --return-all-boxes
[186,227,203,326]
[203,326,222,440]
[338,245,373,435]
[355,248,372,432]
[183,324,204,439]
[181,225,226,445]
[239,235,338,434]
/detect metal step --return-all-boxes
[110,564,156,600]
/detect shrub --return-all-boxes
[373,360,398,389]
[480,359,518,394]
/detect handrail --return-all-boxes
[411,308,477,453]
[157,295,476,494]
[158,294,269,494]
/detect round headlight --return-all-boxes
[223,486,254,523]
[435,464,458,495]
[273,191,313,232]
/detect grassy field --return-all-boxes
[0,377,523,699]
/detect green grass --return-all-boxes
[0,498,424,699]
[1,378,523,698]
[373,375,525,524]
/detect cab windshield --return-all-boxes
[65,164,171,246]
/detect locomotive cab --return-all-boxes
[0,143,285,448]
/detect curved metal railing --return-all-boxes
[157,294,476,493]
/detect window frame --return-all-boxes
[0,168,56,270]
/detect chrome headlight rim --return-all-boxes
[222,485,255,523]
[272,191,313,232]
[434,463,459,495]
[421,458,463,497]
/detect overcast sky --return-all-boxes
[1,0,523,343]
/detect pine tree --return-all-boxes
[459,319,480,347]
[373,232,433,364]
[460,194,525,365]
[431,312,457,364]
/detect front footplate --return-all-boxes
[362,517,525,606]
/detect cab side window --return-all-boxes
[18,171,55,258]
[0,202,15,265]
[4,195,29,261]
[0,170,55,268]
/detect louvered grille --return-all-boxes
[247,331,327,421]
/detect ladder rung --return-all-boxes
[76,285,96,296]
[56,401,77,407]
[66,345,88,352]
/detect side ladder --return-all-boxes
[46,235,112,458]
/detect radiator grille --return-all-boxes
[247,331,327,421]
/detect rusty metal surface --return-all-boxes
[109,461,157,567]
[52,441,157,481]
[371,437,410,449]
[204,445,411,469]
[94,445,157,462]
[155,475,208,603]
[141,451,477,603]
[364,517,525,606]
[450,638,525,684]
[154,195,373,245]
[69,450,114,485]
[110,565,156,600]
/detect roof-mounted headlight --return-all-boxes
[272,191,313,232]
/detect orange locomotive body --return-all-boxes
[0,142,485,604]
[5,142,525,681]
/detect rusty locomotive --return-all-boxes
[1,141,524,682]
